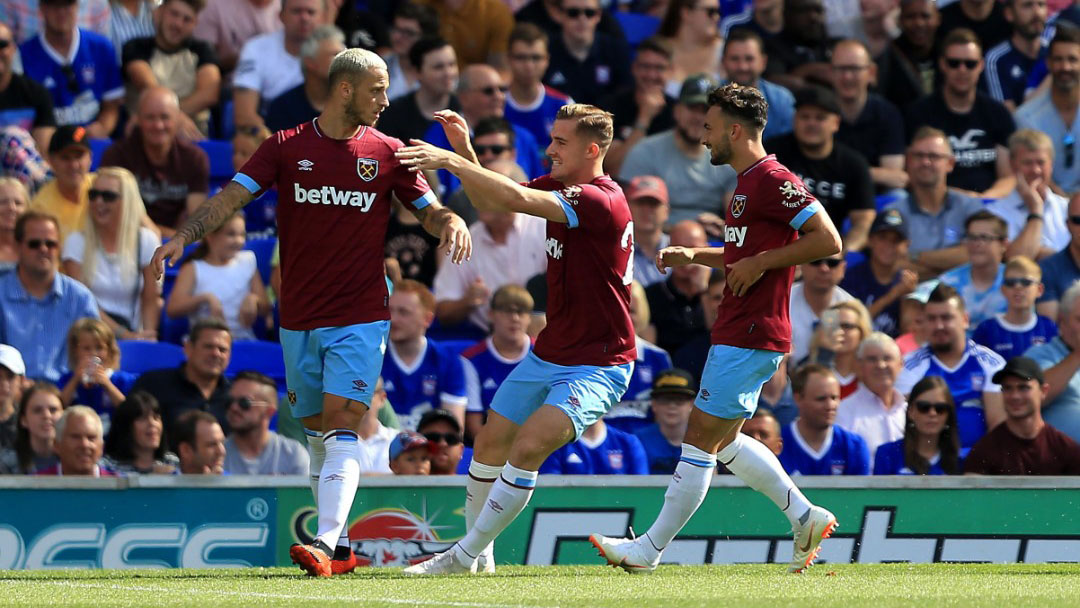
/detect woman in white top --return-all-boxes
[0,178,29,272]
[62,167,161,341]
[656,0,726,97]
[166,212,270,341]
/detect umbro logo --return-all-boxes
[353,379,368,391]
[324,473,346,482]
[298,159,314,171]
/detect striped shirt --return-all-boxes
[0,0,111,44]
[982,39,1047,107]
[0,269,98,383]
[108,0,155,61]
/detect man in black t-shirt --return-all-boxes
[0,23,54,153]
[266,26,346,132]
[542,0,631,105]
[766,86,876,251]
[122,0,220,139]
[764,0,837,91]
[378,37,461,145]
[905,28,1016,198]
[937,0,1012,51]
[599,37,676,175]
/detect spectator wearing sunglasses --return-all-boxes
[973,255,1057,360]
[655,0,725,99]
[904,29,1016,199]
[1016,27,1080,196]
[873,375,961,474]
[416,408,466,475]
[30,126,93,245]
[441,118,517,227]
[18,0,122,138]
[543,0,631,106]
[223,371,308,475]
[964,356,1080,474]
[0,23,55,155]
[789,253,854,363]
[0,211,97,383]
[938,211,1010,329]
[1025,280,1080,443]
[988,130,1070,262]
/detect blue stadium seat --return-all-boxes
[118,340,185,374]
[227,340,286,385]
[89,138,111,170]
[198,140,235,188]
[439,339,477,358]
[615,11,661,47]
[244,237,277,285]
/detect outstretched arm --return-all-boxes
[656,246,726,272]
[149,181,254,279]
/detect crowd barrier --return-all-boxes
[1,476,1078,569]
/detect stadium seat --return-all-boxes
[439,339,477,358]
[227,340,286,385]
[614,11,661,47]
[244,237,277,285]
[88,138,111,170]
[118,340,186,374]
[198,140,235,189]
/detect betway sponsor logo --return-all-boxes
[293,184,376,211]
[725,226,747,248]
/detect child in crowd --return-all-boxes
[57,319,137,434]
[166,212,270,341]
[972,256,1057,359]
[388,431,433,475]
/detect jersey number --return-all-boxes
[620,221,634,286]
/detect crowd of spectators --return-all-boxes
[3,0,1080,478]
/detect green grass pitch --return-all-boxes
[2,564,1080,607]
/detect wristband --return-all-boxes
[1027,213,1044,222]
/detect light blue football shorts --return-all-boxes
[696,345,784,420]
[489,352,634,439]
[279,320,389,419]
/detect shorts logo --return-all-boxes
[779,181,808,208]
[353,379,368,392]
[731,194,747,218]
[699,389,710,400]
[566,396,581,409]
[287,390,297,405]
[357,158,379,182]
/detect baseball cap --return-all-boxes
[48,125,91,155]
[388,431,432,461]
[905,279,940,303]
[626,176,669,206]
[0,344,25,375]
[991,356,1046,385]
[870,209,908,239]
[651,368,698,398]
[678,74,716,106]
[794,86,841,116]
[417,409,462,433]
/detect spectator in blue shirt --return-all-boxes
[1035,194,1080,322]
[982,0,1048,110]
[1025,280,1080,443]
[382,279,468,430]
[19,0,122,136]
[841,209,919,337]
[503,23,571,163]
[778,363,870,475]
[417,409,468,475]
[938,210,1009,329]
[634,368,695,475]
[57,318,136,434]
[873,375,962,474]
[720,28,795,141]
[0,211,97,383]
[539,417,649,475]
[973,255,1057,359]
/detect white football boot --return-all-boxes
[788,506,839,573]
[475,544,496,574]
[589,533,659,574]
[402,546,478,575]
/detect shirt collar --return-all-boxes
[5,269,62,301]
[40,28,82,65]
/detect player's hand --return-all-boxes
[439,213,472,264]
[396,140,458,171]
[433,110,473,156]
[656,246,695,273]
[150,239,187,281]
[726,255,765,297]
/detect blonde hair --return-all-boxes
[80,167,148,285]
[1005,255,1042,279]
[66,318,121,369]
[0,177,30,207]
[1008,128,1054,158]
[831,300,873,339]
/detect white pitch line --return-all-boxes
[12,580,561,608]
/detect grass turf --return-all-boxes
[2,564,1079,608]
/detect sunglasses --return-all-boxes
[944,58,979,70]
[1003,277,1037,288]
[564,7,599,18]
[60,64,80,94]
[474,144,509,156]
[914,400,949,414]
[422,432,462,446]
[478,85,509,96]
[227,396,269,410]
[88,189,120,203]
[26,238,59,251]
[1065,133,1076,168]
[809,258,843,268]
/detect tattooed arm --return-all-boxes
[409,200,473,264]
[150,181,255,279]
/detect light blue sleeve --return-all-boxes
[232,172,260,194]
[789,200,825,230]
[551,191,579,229]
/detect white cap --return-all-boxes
[0,344,25,375]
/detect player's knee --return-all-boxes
[510,430,572,470]
[323,405,366,432]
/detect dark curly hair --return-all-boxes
[707,83,769,132]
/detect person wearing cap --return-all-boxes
[841,209,919,337]
[883,127,987,278]
[765,85,876,252]
[417,408,467,475]
[719,28,795,142]
[223,371,308,475]
[0,343,25,450]
[599,37,676,176]
[29,126,94,244]
[779,363,870,475]
[620,74,737,225]
[389,430,433,475]
[1024,280,1080,443]
[937,210,1010,329]
[964,356,1080,474]
[0,23,55,155]
[627,175,670,288]
[541,0,630,106]
[633,368,696,474]
[988,129,1070,262]
[18,0,122,137]
[830,39,909,196]
[539,415,648,475]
